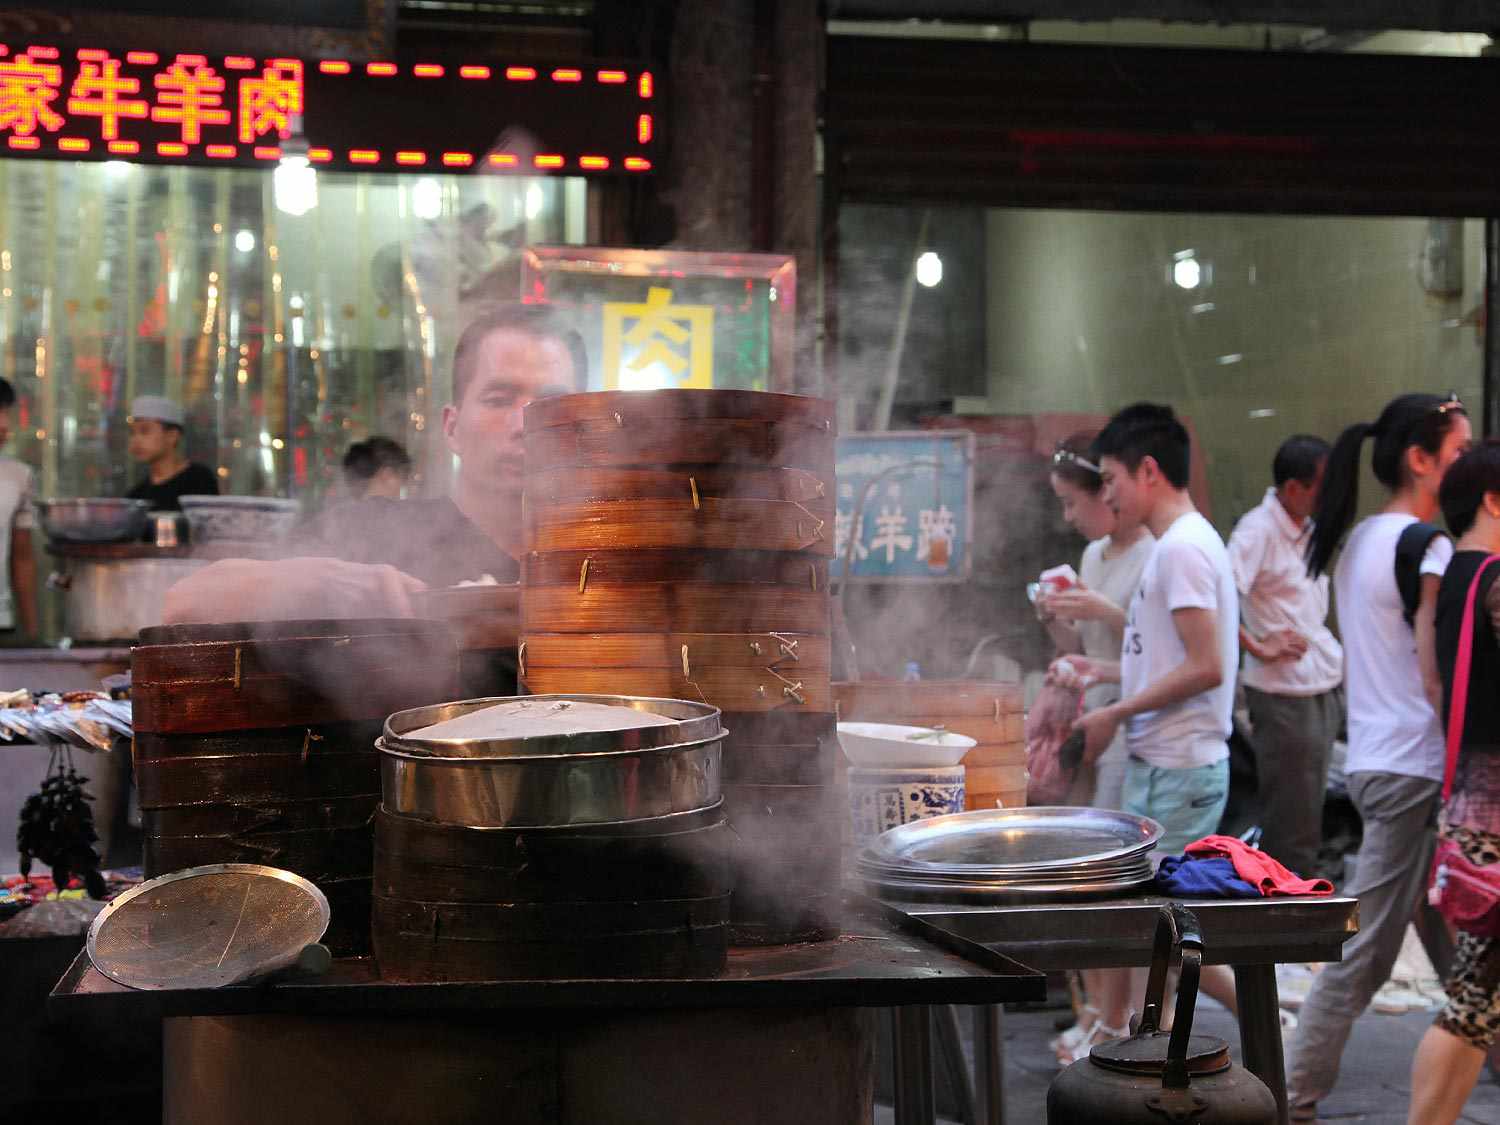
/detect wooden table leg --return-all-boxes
[1233,963,1288,1125]
[892,1005,936,1125]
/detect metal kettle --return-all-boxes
[1048,904,1277,1124]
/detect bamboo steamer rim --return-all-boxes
[833,679,1023,716]
[523,495,835,557]
[523,465,830,505]
[523,389,835,432]
[523,547,832,588]
[136,617,452,649]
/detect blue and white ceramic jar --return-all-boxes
[848,765,966,845]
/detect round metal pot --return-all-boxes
[56,556,207,643]
[377,694,724,828]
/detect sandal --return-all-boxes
[1048,1005,1100,1056]
[1057,1016,1132,1066]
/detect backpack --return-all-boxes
[1394,521,1446,627]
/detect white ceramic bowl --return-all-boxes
[179,495,301,543]
[836,722,976,768]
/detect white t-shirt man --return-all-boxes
[0,456,33,630]
[1121,511,1239,769]
[1335,512,1451,782]
[1228,487,1342,696]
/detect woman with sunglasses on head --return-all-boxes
[1406,440,1500,1125]
[1041,432,1157,809]
[1287,393,1472,1124]
[1038,431,1155,1063]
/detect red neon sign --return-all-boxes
[0,46,657,175]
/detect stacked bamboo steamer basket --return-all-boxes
[131,619,461,955]
[520,389,839,944]
[833,680,1027,811]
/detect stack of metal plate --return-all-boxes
[858,807,1163,903]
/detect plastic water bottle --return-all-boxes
[902,661,921,682]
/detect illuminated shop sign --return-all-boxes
[0,43,655,174]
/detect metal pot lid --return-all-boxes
[1089,1030,1232,1077]
[382,694,723,760]
[86,863,329,991]
[861,807,1162,874]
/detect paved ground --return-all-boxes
[875,991,1500,1124]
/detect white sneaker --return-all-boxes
[1278,972,1314,1012]
[1280,1009,1299,1054]
[1372,984,1431,1014]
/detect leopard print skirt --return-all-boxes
[1434,825,1500,1050]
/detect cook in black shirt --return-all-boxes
[125,396,220,511]
[162,304,583,620]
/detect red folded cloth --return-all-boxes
[1183,834,1335,897]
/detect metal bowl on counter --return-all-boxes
[377,694,725,828]
[35,498,151,543]
[178,495,300,543]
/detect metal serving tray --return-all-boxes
[860,807,1162,875]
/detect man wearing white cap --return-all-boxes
[125,395,219,511]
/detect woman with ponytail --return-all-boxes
[1288,393,1472,1122]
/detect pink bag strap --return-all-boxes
[1444,554,1500,802]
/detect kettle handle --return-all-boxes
[1137,903,1205,1090]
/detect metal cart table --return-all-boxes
[882,893,1360,1125]
[50,898,1044,1125]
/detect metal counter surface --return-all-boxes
[882,893,1359,1125]
[47,899,1045,1026]
[893,892,1360,969]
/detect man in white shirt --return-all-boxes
[1062,402,1241,1019]
[1070,405,1239,848]
[0,377,36,638]
[1229,435,1343,878]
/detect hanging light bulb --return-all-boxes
[411,177,443,221]
[274,114,318,217]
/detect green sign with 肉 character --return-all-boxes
[521,246,797,392]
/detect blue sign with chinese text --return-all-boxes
[833,431,974,582]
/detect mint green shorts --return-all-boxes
[1123,756,1229,860]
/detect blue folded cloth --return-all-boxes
[1154,855,1260,898]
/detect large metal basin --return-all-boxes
[378,694,724,828]
[59,556,207,642]
[36,498,151,543]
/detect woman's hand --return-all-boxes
[1255,627,1309,663]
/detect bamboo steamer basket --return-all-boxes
[519,632,830,713]
[833,680,1028,811]
[132,619,461,954]
[523,388,835,475]
[522,549,828,636]
[521,390,839,945]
